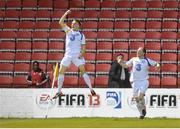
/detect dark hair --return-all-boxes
[73,19,81,26]
[116,53,124,58]
[33,61,39,66]
[142,47,146,54]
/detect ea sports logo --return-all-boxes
[36,92,56,110]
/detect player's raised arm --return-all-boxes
[59,9,71,28]
[118,58,129,68]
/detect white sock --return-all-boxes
[82,73,93,91]
[57,74,64,93]
[136,101,143,116]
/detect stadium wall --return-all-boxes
[0,88,180,118]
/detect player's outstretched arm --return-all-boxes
[118,58,129,68]
[59,9,71,28]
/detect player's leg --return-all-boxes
[53,56,70,99]
[73,57,96,95]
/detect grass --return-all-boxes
[0,117,180,128]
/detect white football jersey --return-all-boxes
[126,57,157,82]
[63,26,85,57]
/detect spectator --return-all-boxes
[26,61,48,88]
[108,53,131,88]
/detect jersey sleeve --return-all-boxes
[147,58,158,66]
[126,58,134,67]
[62,26,70,33]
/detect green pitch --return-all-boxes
[0,117,180,128]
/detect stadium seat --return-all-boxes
[67,64,78,75]
[54,0,68,9]
[31,53,47,63]
[20,10,36,20]
[147,11,162,21]
[129,31,145,41]
[101,1,116,10]
[97,42,112,53]
[162,21,177,32]
[48,42,64,52]
[97,31,113,41]
[35,10,51,21]
[99,10,115,21]
[14,63,30,75]
[114,21,129,31]
[47,52,64,63]
[84,31,97,41]
[0,63,14,75]
[149,76,160,88]
[85,64,95,74]
[178,77,180,88]
[161,76,177,88]
[32,31,48,41]
[68,10,84,20]
[96,64,111,75]
[16,42,31,52]
[115,11,130,21]
[19,21,34,30]
[147,1,162,10]
[163,1,179,10]
[161,32,177,41]
[161,42,177,53]
[146,32,161,41]
[0,10,5,20]
[32,42,48,52]
[146,21,161,32]
[64,76,79,88]
[128,53,137,60]
[113,32,129,41]
[85,0,100,10]
[0,52,15,63]
[116,1,131,10]
[131,1,146,10]
[98,21,114,31]
[79,76,95,88]
[3,21,18,31]
[162,11,178,21]
[177,54,180,63]
[51,10,66,20]
[49,31,65,41]
[0,31,17,41]
[15,52,31,63]
[6,0,21,10]
[146,53,161,62]
[161,53,177,63]
[129,42,144,52]
[131,11,146,21]
[4,10,20,20]
[34,21,50,30]
[70,0,84,9]
[84,53,96,63]
[161,64,177,75]
[0,76,13,88]
[113,42,129,52]
[13,76,28,88]
[38,0,53,10]
[83,10,99,21]
[82,21,98,31]
[145,42,161,52]
[95,76,108,88]
[17,31,32,41]
[22,0,37,10]
[86,42,96,53]
[96,53,112,63]
[50,21,60,30]
[0,0,5,10]
[0,42,15,52]
[130,21,145,31]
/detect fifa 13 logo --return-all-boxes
[58,94,100,107]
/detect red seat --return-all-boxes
[99,10,115,20]
[14,63,30,75]
[161,32,177,41]
[146,21,161,31]
[161,76,177,88]
[178,77,180,88]
[114,21,129,31]
[131,1,146,9]
[146,53,161,62]
[17,31,32,41]
[84,31,97,41]
[82,21,98,31]
[13,76,28,88]
[79,76,95,88]
[97,42,112,52]
[32,42,48,52]
[96,64,111,75]
[31,53,47,63]
[130,21,145,31]
[95,76,108,88]
[113,42,128,52]
[0,31,17,41]
[67,64,78,75]
[22,0,37,9]
[5,10,19,20]
[129,31,145,41]
[146,32,161,41]
[98,21,114,31]
[16,42,31,52]
[0,63,14,75]
[97,31,113,41]
[161,53,177,63]
[35,10,50,20]
[85,0,100,9]
[49,31,65,41]
[163,1,179,9]
[101,1,115,9]
[129,42,144,52]
[161,42,177,52]
[47,52,64,63]
[162,21,177,32]
[32,31,48,41]
[113,32,129,41]
[0,0,5,9]
[49,42,64,52]
[64,76,78,88]
[70,0,84,9]
[54,0,68,9]
[86,41,96,53]
[96,53,112,63]
[83,10,99,21]
[85,64,95,74]
[20,10,36,20]
[68,10,84,20]
[19,21,34,30]
[84,53,96,63]
[34,21,50,30]
[147,1,162,9]
[15,52,31,63]
[0,76,13,88]
[0,52,15,63]
[3,21,18,30]
[38,0,53,9]
[6,0,21,9]
[116,1,131,10]
[161,64,177,74]
[115,11,130,20]
[145,42,161,52]
[0,42,15,52]
[149,76,160,88]
[50,21,60,30]
[131,11,146,21]
[163,11,178,21]
[147,11,162,21]
[51,10,66,20]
